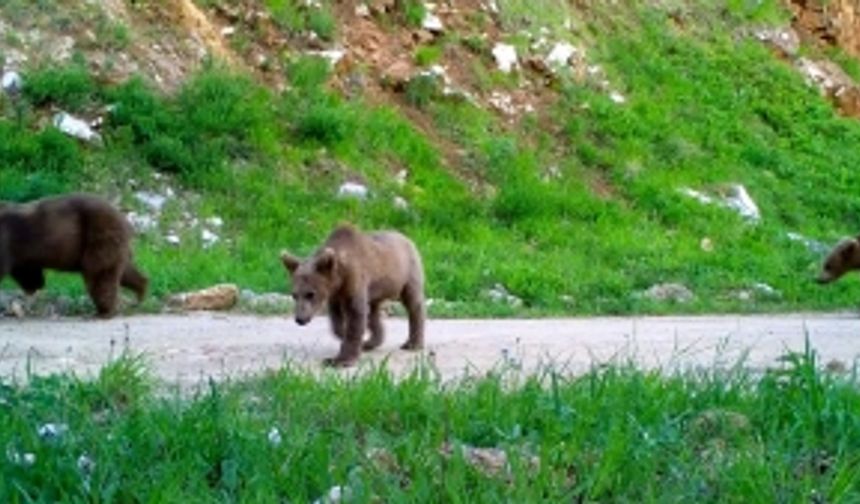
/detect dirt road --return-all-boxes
[0,313,858,384]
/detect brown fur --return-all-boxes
[817,236,860,284]
[281,224,426,368]
[0,193,148,318]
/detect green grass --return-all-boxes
[2,2,860,316]
[1,347,858,501]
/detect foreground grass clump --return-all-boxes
[1,349,858,501]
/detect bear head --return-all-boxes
[281,248,340,325]
[818,237,860,284]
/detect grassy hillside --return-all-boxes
[2,1,860,316]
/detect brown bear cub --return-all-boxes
[818,236,860,285]
[0,193,148,318]
[281,224,426,368]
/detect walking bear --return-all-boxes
[281,224,426,367]
[0,193,148,318]
[817,235,860,285]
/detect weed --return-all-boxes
[23,63,96,111]
[415,44,443,67]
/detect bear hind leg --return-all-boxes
[400,282,425,351]
[120,263,148,303]
[84,266,122,319]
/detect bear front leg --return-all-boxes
[400,282,425,351]
[11,266,45,295]
[362,301,385,352]
[324,297,367,368]
[328,300,347,340]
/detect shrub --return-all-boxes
[23,63,95,111]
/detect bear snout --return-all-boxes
[295,316,310,326]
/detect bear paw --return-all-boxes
[323,356,358,368]
[400,341,424,351]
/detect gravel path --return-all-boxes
[0,312,858,384]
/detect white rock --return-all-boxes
[485,283,523,307]
[393,196,409,210]
[307,49,345,67]
[422,12,444,33]
[641,283,694,303]
[38,422,69,440]
[492,43,518,73]
[545,42,577,68]
[482,0,499,14]
[127,212,157,233]
[221,26,236,37]
[786,232,829,254]
[752,282,781,298]
[314,485,349,504]
[134,191,168,212]
[355,4,370,17]
[680,187,714,205]
[267,427,282,446]
[395,169,408,186]
[201,229,219,248]
[680,185,760,223]
[6,449,35,467]
[165,233,181,246]
[206,216,224,228]
[609,91,627,104]
[52,112,102,144]
[337,182,369,200]
[9,300,25,318]
[1,70,22,94]
[723,184,760,223]
[77,454,96,474]
[753,27,800,56]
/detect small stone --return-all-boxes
[393,196,409,210]
[337,182,369,200]
[77,454,96,474]
[422,12,444,33]
[545,41,577,69]
[641,283,694,303]
[168,284,239,311]
[134,191,168,212]
[267,427,282,446]
[355,4,370,17]
[609,91,627,104]
[53,112,102,144]
[825,359,847,374]
[1,70,22,95]
[201,228,219,248]
[127,212,157,233]
[8,300,25,318]
[395,169,408,186]
[492,43,518,73]
[38,422,69,440]
[700,237,714,252]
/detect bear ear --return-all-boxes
[280,251,301,274]
[314,248,337,275]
